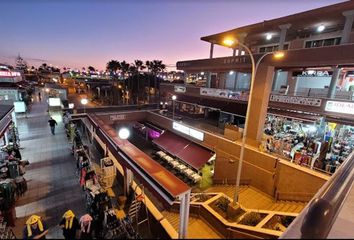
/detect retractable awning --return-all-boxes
[153,131,214,170]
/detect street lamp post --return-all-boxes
[172,95,177,120]
[81,98,88,114]
[223,39,284,205]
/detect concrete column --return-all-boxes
[124,168,133,196]
[278,24,291,50]
[287,71,297,95]
[327,67,341,99]
[209,43,214,59]
[178,190,191,239]
[4,132,8,145]
[246,64,275,146]
[206,72,211,88]
[341,10,354,44]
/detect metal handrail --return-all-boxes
[280,150,354,239]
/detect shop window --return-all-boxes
[258,44,288,53]
[305,37,341,48]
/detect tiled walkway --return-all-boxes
[12,89,86,239]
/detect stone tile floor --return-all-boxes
[12,89,86,239]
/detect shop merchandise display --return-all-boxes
[0,125,27,232]
[262,115,354,174]
[72,126,140,239]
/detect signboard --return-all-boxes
[200,87,248,101]
[174,85,186,93]
[270,94,322,107]
[14,101,26,113]
[293,70,332,77]
[325,101,354,115]
[0,71,21,77]
[48,98,61,107]
[173,122,204,141]
[109,114,126,121]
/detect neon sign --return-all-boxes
[0,71,21,77]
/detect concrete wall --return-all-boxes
[274,160,329,201]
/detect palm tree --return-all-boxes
[88,66,96,72]
[118,61,130,104]
[132,60,146,103]
[149,60,166,102]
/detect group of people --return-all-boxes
[23,210,94,239]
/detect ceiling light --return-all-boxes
[266,34,272,40]
[317,25,325,32]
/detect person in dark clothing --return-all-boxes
[59,210,80,240]
[38,92,41,101]
[23,215,48,239]
[48,117,57,135]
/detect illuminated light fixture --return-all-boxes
[223,38,235,47]
[266,33,272,40]
[200,72,204,75]
[229,71,235,75]
[160,101,163,105]
[118,128,130,140]
[164,102,168,105]
[45,88,50,93]
[172,95,177,100]
[81,98,88,105]
[317,25,325,32]
[273,51,285,59]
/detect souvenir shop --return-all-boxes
[0,122,28,239]
[262,114,354,174]
[71,122,141,239]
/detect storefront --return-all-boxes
[0,105,28,233]
[262,113,354,175]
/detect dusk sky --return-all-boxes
[0,0,345,70]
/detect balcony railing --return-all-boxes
[280,150,354,238]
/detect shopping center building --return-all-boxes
[160,1,354,177]
[70,2,354,234]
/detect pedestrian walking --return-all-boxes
[59,210,80,240]
[23,215,49,239]
[38,92,42,101]
[48,117,57,135]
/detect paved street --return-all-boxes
[13,88,86,239]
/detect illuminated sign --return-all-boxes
[14,101,26,113]
[48,98,61,107]
[173,122,204,141]
[109,114,126,121]
[293,70,332,77]
[270,94,322,107]
[0,71,21,77]
[174,85,186,93]
[325,101,354,115]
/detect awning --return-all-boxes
[153,131,190,156]
[176,142,214,170]
[153,131,214,170]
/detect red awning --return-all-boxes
[153,131,213,170]
[176,142,214,170]
[153,131,190,156]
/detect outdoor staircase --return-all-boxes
[204,184,306,214]
[161,211,223,239]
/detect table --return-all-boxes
[191,173,202,183]
[170,160,180,168]
[156,151,166,158]
[176,164,187,172]
[163,155,174,164]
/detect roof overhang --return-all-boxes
[201,1,354,47]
